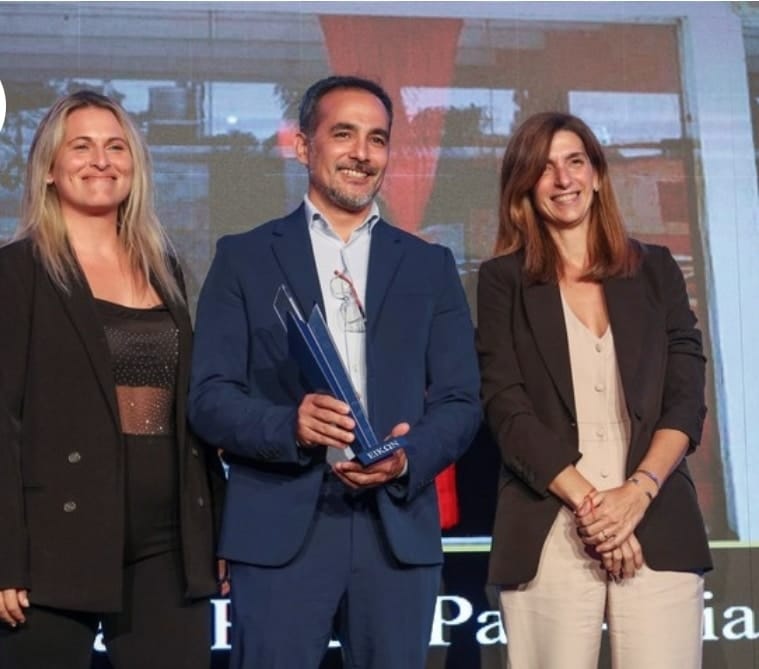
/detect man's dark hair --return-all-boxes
[298,75,393,136]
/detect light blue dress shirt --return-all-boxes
[304,196,379,463]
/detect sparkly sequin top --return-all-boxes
[96,299,179,436]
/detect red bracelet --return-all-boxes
[581,487,598,509]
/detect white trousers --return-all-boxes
[499,508,704,669]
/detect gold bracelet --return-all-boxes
[635,468,661,490]
[628,476,654,502]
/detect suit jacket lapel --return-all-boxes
[523,280,576,419]
[54,275,121,431]
[270,205,324,318]
[365,219,404,340]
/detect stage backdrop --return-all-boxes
[1,2,758,667]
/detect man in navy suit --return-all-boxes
[189,75,481,669]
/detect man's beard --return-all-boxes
[324,184,379,212]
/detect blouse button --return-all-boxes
[67,451,82,464]
[197,497,205,507]
[63,501,77,513]
[594,383,605,392]
[595,342,603,352]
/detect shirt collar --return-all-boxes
[304,195,380,237]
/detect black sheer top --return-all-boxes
[96,298,181,560]
[96,299,179,435]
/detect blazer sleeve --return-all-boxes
[649,246,707,450]
[0,244,34,589]
[392,246,482,501]
[169,255,228,539]
[477,256,580,495]
[188,237,302,464]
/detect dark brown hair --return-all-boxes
[495,111,640,282]
[299,75,393,136]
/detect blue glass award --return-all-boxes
[274,285,405,466]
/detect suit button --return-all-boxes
[191,447,199,457]
[63,501,77,512]
[67,451,82,464]
[197,497,205,507]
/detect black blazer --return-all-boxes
[0,239,224,612]
[477,243,712,586]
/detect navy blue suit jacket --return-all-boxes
[189,205,481,567]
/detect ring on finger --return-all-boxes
[599,529,607,542]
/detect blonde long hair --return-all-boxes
[16,90,182,302]
[495,112,640,283]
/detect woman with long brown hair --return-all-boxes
[478,112,711,668]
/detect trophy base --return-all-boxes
[354,436,407,466]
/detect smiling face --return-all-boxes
[295,87,390,224]
[532,129,599,233]
[48,106,134,222]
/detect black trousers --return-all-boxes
[0,551,210,669]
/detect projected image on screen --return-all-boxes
[0,4,757,669]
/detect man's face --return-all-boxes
[295,87,390,221]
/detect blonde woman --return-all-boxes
[0,91,224,668]
[477,112,711,668]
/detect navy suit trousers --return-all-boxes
[228,470,441,669]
